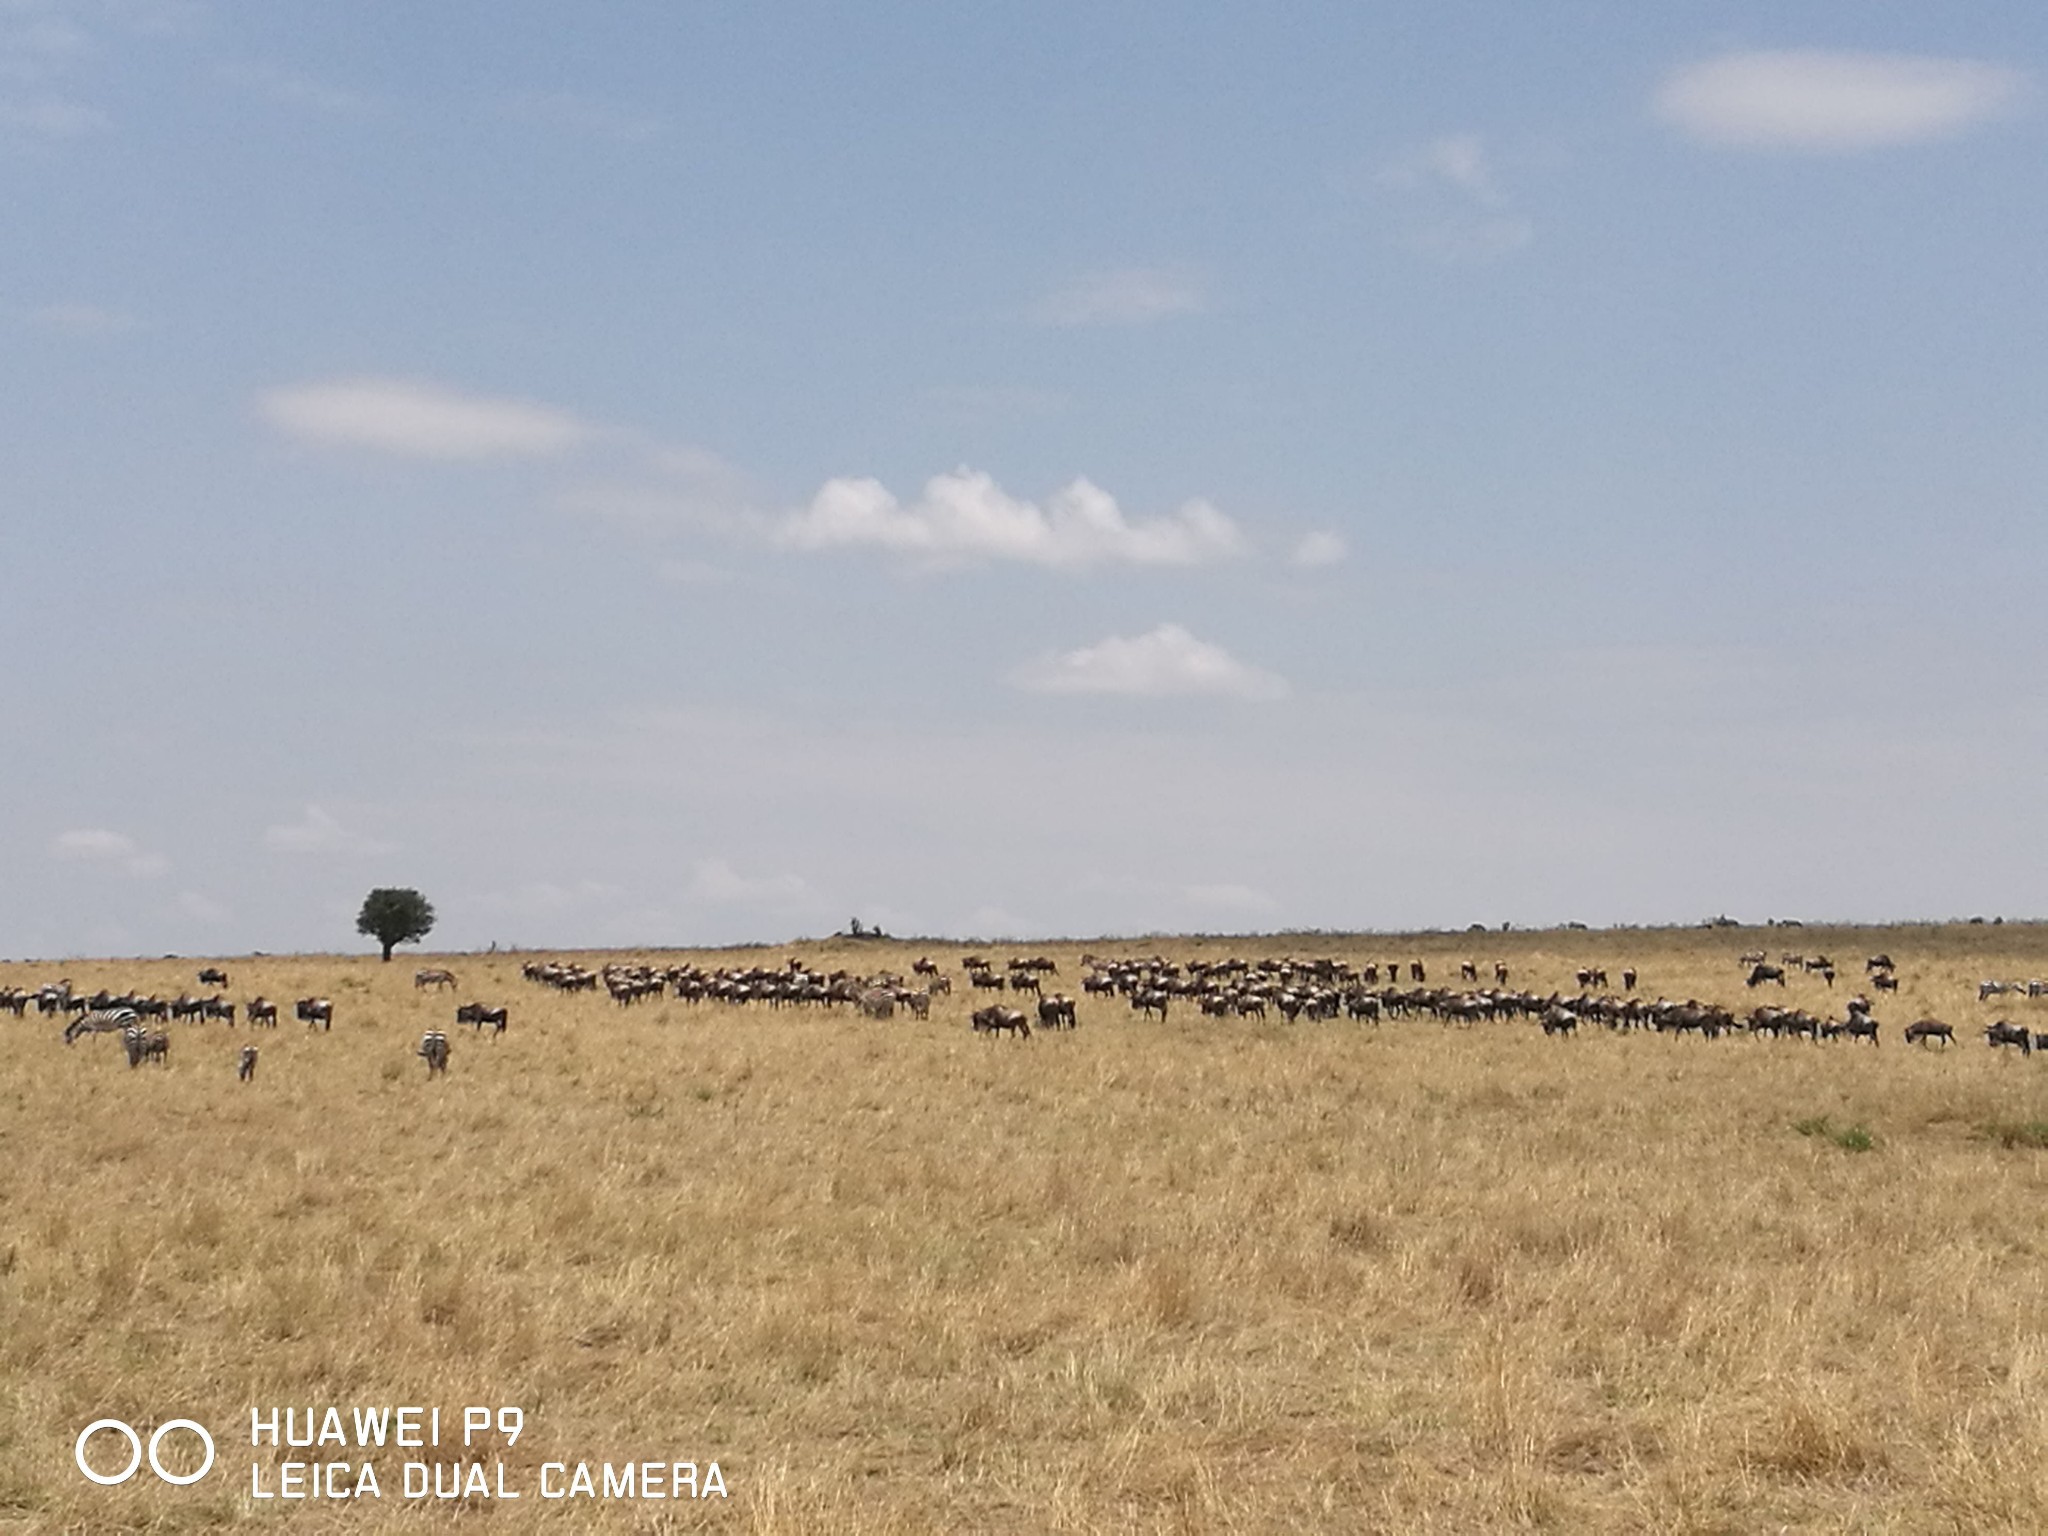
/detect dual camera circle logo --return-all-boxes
[75,1419,216,1486]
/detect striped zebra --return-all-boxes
[238,1045,259,1082]
[418,1030,450,1076]
[64,1006,138,1045]
[123,1024,169,1067]
[415,968,458,991]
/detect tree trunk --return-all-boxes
[381,940,395,961]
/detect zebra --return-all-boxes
[65,1006,138,1045]
[123,1025,169,1067]
[414,968,458,991]
[417,1031,450,1076]
[238,1045,258,1082]
[296,997,333,1030]
[1980,980,2020,1002]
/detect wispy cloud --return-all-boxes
[262,805,391,856]
[687,857,812,908]
[52,827,168,877]
[1656,51,2026,151]
[1034,267,1205,327]
[777,468,1246,570]
[504,90,663,142]
[26,301,138,336]
[219,62,380,118]
[1290,530,1347,568]
[260,378,594,461]
[1380,133,1532,262]
[1012,623,1289,700]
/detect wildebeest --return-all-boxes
[456,1002,508,1035]
[1747,964,1787,988]
[1903,1019,1954,1048]
[1037,994,1077,1030]
[1493,962,1510,986]
[971,1004,1031,1039]
[1867,954,1894,974]
[197,967,229,987]
[1459,961,1479,983]
[1620,967,1638,992]
[203,997,236,1026]
[296,997,333,1030]
[238,1045,258,1082]
[414,968,458,991]
[246,997,279,1028]
[1834,1012,1879,1046]
[418,1030,450,1075]
[1871,972,1900,993]
[1540,1006,1578,1037]
[1984,1020,2032,1055]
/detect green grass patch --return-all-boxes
[1794,1115,1876,1153]
[1981,1120,2048,1150]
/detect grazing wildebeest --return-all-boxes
[1866,955,1894,974]
[1007,971,1041,995]
[1984,1020,2032,1055]
[418,1030,450,1076]
[296,997,333,1030]
[238,1045,258,1082]
[414,968,458,991]
[1835,1011,1879,1046]
[1747,964,1787,988]
[1871,971,1900,993]
[912,957,941,977]
[197,967,229,987]
[971,1004,1031,1039]
[246,997,279,1028]
[1903,1019,1954,1048]
[1037,994,1077,1030]
[203,997,236,1026]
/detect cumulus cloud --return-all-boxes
[259,378,592,461]
[1656,51,2025,151]
[1012,623,1289,700]
[777,468,1246,570]
[262,804,389,855]
[1034,267,1205,326]
[52,828,168,877]
[1291,530,1348,568]
[687,858,812,908]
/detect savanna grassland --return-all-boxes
[5,923,2048,1535]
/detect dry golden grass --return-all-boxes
[5,923,2048,1533]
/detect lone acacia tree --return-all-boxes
[357,887,436,961]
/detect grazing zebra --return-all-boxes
[414,968,458,991]
[122,1025,169,1067]
[246,997,279,1028]
[296,997,333,1030]
[64,1006,138,1045]
[1980,980,2020,1002]
[856,987,896,1020]
[238,1045,258,1082]
[417,1031,450,1076]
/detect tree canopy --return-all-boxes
[357,887,436,961]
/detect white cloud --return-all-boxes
[1182,882,1280,918]
[176,890,231,924]
[27,302,137,336]
[1656,51,2025,151]
[259,378,593,461]
[1012,623,1289,701]
[777,468,1247,570]
[1381,132,1532,263]
[1291,530,1348,568]
[687,858,812,908]
[262,805,389,855]
[52,828,168,877]
[1034,267,1205,327]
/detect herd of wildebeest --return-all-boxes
[8,943,2048,1080]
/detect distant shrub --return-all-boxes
[1794,1116,1876,1152]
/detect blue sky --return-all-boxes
[4,2,2043,955]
